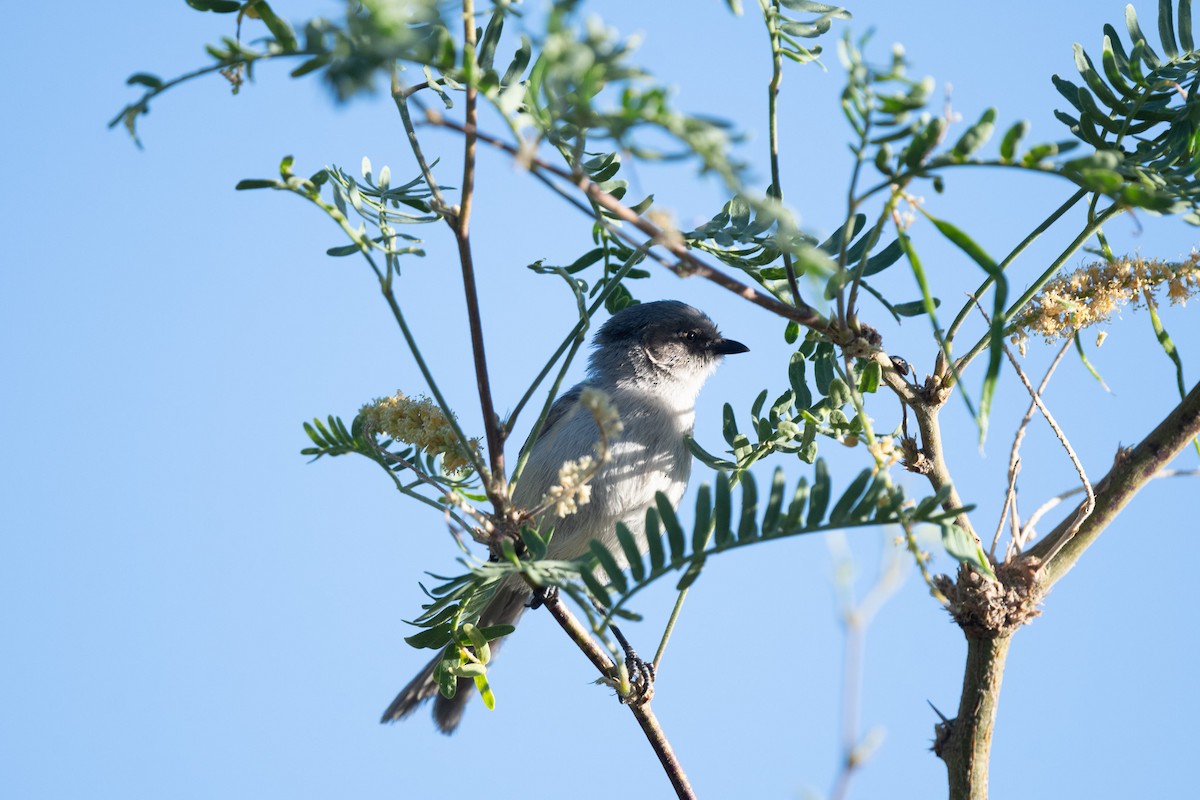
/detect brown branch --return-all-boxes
[1027,377,1200,586]
[421,111,828,330]
[937,378,1200,800]
[911,396,979,542]
[540,592,697,800]
[451,0,506,500]
[934,635,1012,800]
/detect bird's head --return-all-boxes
[588,300,748,394]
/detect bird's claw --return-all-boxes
[610,624,655,706]
[528,585,559,610]
[621,649,656,706]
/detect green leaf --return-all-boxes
[448,662,487,679]
[1072,331,1112,393]
[861,239,904,276]
[761,468,787,536]
[235,179,279,190]
[789,351,813,409]
[852,476,891,521]
[477,11,505,72]
[662,492,687,563]
[126,72,164,89]
[737,472,759,543]
[253,1,299,52]
[645,508,666,573]
[1181,0,1195,52]
[581,565,611,607]
[685,436,737,470]
[904,117,946,168]
[1159,0,1180,60]
[893,298,941,316]
[750,388,769,421]
[677,556,706,591]
[460,622,489,653]
[813,343,835,395]
[1147,299,1191,408]
[781,19,833,39]
[1126,5,1162,67]
[474,673,496,710]
[829,469,872,525]
[589,540,627,594]
[291,55,331,79]
[807,458,831,527]
[615,523,644,582]
[479,624,515,640]
[952,108,997,160]
[520,525,547,560]
[782,477,809,533]
[858,360,881,393]
[722,403,739,447]
[999,120,1030,163]
[924,213,1006,440]
[712,477,732,549]
[435,658,458,698]
[941,524,997,581]
[502,36,533,86]
[781,0,851,17]
[405,623,452,650]
[186,0,241,12]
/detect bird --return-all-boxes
[380,299,748,733]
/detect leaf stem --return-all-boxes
[953,202,1125,378]
[762,0,807,311]
[945,188,1088,346]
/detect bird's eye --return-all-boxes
[684,331,698,341]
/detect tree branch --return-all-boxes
[540,592,697,800]
[1028,378,1200,586]
[934,634,1012,800]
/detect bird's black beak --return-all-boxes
[711,338,750,355]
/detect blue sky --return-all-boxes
[4,2,1198,798]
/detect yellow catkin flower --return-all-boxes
[1011,253,1200,347]
[536,388,625,518]
[359,392,479,473]
[542,455,596,517]
[579,387,624,440]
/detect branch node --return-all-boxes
[934,559,1043,638]
[900,436,933,474]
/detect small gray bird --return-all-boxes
[381,300,748,732]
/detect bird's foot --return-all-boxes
[611,624,655,706]
[527,585,559,610]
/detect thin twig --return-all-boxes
[990,336,1073,560]
[944,188,1088,345]
[420,111,830,330]
[1021,468,1200,543]
[391,72,451,215]
[972,299,1095,566]
[358,249,489,478]
[953,202,1125,378]
[453,0,507,499]
[1027,379,1200,588]
[761,0,807,312]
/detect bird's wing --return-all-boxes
[536,383,585,442]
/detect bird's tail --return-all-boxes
[380,585,528,734]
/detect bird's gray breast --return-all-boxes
[513,386,694,564]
